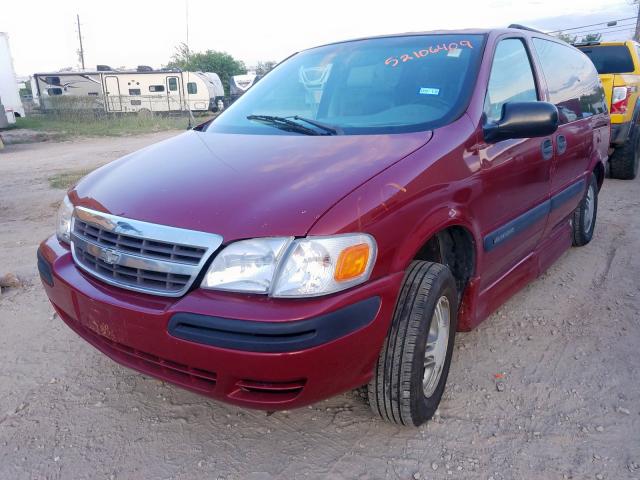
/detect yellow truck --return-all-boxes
[577,40,640,179]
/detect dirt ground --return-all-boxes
[0,132,639,480]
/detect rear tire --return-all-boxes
[609,125,640,180]
[368,261,458,426]
[137,108,153,119]
[572,173,598,247]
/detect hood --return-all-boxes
[72,130,431,241]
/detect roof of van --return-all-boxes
[310,26,558,49]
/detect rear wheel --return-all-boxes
[137,108,153,119]
[572,173,598,247]
[368,261,458,426]
[610,125,640,180]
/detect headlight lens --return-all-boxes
[272,235,376,297]
[201,237,292,293]
[201,233,376,298]
[56,195,74,244]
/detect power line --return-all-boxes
[555,21,635,36]
[592,27,636,34]
[634,0,640,42]
[558,27,636,38]
[546,16,636,34]
[576,26,635,35]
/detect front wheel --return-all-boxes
[368,261,458,426]
[572,173,598,247]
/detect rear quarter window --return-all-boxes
[578,45,634,74]
[533,38,607,124]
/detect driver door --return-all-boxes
[476,37,553,290]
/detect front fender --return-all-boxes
[386,205,481,274]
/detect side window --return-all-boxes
[149,85,165,92]
[484,38,538,123]
[533,38,607,124]
[168,77,178,91]
[187,82,197,94]
[47,87,63,96]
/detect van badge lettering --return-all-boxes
[493,227,515,245]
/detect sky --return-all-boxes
[1,0,637,76]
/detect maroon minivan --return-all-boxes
[38,26,609,426]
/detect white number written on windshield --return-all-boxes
[385,40,474,67]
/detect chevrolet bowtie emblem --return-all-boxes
[100,248,121,265]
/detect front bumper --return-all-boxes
[38,235,402,409]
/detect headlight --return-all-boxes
[56,195,74,244]
[201,233,376,298]
[272,235,376,297]
[201,237,292,293]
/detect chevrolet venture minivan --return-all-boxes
[38,26,609,426]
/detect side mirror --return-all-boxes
[483,101,559,143]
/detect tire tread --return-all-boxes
[368,261,456,426]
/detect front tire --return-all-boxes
[368,261,458,426]
[572,173,598,247]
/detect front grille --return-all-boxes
[70,207,223,297]
[74,219,206,265]
[74,244,191,292]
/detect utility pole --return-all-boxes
[77,14,85,70]
[635,1,640,42]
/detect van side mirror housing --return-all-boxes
[483,102,559,143]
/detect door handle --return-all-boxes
[556,135,567,155]
[541,138,553,160]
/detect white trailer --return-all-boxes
[230,72,259,98]
[0,32,25,124]
[32,69,225,114]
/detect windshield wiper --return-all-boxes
[246,115,320,136]
[291,116,343,135]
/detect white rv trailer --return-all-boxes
[0,32,25,124]
[32,69,225,114]
[230,72,259,99]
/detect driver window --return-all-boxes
[484,38,538,123]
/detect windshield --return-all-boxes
[577,45,635,74]
[208,34,485,135]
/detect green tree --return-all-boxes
[253,60,277,76]
[555,32,577,44]
[581,33,602,42]
[167,43,246,95]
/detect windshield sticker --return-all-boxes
[385,40,474,67]
[419,87,440,95]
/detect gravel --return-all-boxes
[0,133,639,479]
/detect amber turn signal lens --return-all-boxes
[334,243,370,282]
